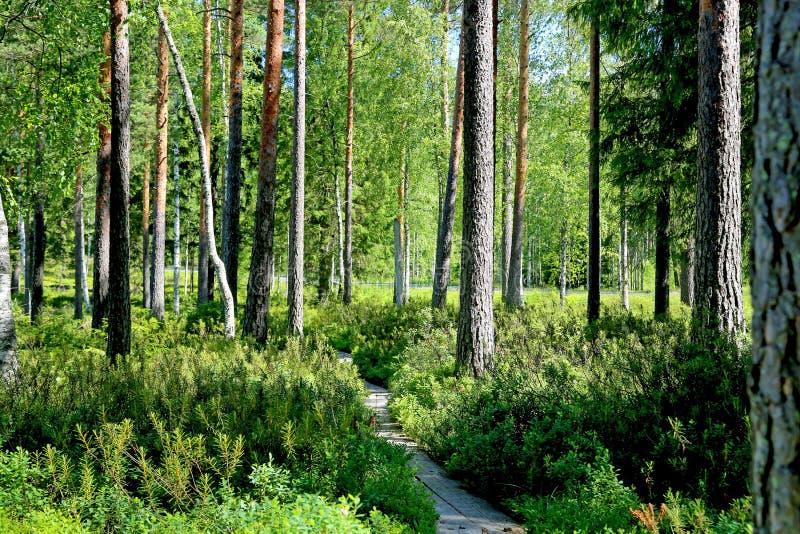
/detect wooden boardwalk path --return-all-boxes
[340,353,525,534]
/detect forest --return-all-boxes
[0,0,797,532]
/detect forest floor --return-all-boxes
[340,351,525,534]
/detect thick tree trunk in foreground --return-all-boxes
[680,239,694,307]
[619,185,629,310]
[243,0,284,343]
[693,0,743,337]
[432,20,465,309]
[93,32,112,329]
[456,0,494,377]
[142,140,151,309]
[343,2,355,305]
[506,0,529,308]
[107,0,132,362]
[222,0,244,308]
[152,21,169,321]
[157,3,235,338]
[0,192,17,382]
[587,18,601,322]
[287,0,306,337]
[198,0,212,305]
[749,2,800,530]
[654,183,670,318]
[74,165,85,319]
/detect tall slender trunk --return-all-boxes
[393,219,403,305]
[10,200,19,295]
[693,0,743,337]
[287,0,306,336]
[185,242,190,295]
[93,31,112,329]
[456,0,494,377]
[403,174,411,304]
[619,185,629,310]
[0,191,17,381]
[152,20,169,321]
[24,216,32,315]
[438,0,449,234]
[243,0,284,343]
[31,140,45,324]
[395,146,407,306]
[654,183,670,318]
[587,17,601,322]
[222,0,244,308]
[750,2,800,528]
[680,239,694,306]
[432,16,465,309]
[157,3,235,338]
[500,130,513,299]
[198,0,212,305]
[506,0,529,308]
[107,0,132,362]
[74,165,85,320]
[334,153,344,292]
[173,120,181,316]
[142,140,151,308]
[342,2,355,305]
[559,220,567,308]
[14,206,23,298]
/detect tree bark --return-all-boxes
[432,17,465,309]
[343,1,355,305]
[198,0,212,305]
[243,0,284,343]
[31,185,44,323]
[587,17,601,322]
[393,218,403,305]
[157,3,235,338]
[152,20,169,321]
[93,31,112,330]
[501,131,513,300]
[619,185,629,310]
[287,0,305,337]
[456,0,494,377]
[395,146,408,306]
[107,0,132,362]
[172,116,181,316]
[750,2,800,529]
[693,0,743,337]
[0,191,17,382]
[680,239,694,307]
[506,0,529,308]
[222,0,244,308]
[74,165,85,320]
[24,215,31,315]
[654,183,670,318]
[142,139,151,309]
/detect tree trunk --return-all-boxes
[506,0,529,308]
[222,0,244,308]
[152,20,169,321]
[456,0,494,377]
[587,17,601,322]
[10,198,19,295]
[500,131,513,300]
[287,0,305,337]
[619,185,629,310]
[243,0,284,343]
[654,183,670,318]
[559,219,567,309]
[157,3,235,338]
[24,215,32,315]
[107,0,132,362]
[31,192,45,323]
[198,0,212,305]
[343,1,355,305]
[680,239,694,307]
[694,0,743,337]
[334,151,344,293]
[173,123,181,316]
[750,3,800,529]
[93,31,112,330]
[432,16,465,309]
[74,165,85,320]
[0,191,17,382]
[393,219,403,306]
[142,140,151,309]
